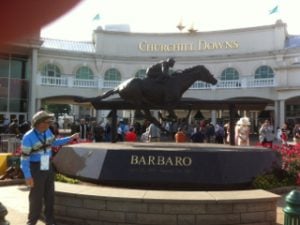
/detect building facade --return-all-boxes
[1,20,300,132]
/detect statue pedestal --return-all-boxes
[53,142,279,190]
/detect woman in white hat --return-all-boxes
[235,117,251,146]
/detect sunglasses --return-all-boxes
[43,120,53,124]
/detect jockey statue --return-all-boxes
[146,58,175,82]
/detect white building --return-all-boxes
[1,20,300,133]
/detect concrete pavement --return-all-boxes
[0,183,44,225]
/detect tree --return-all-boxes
[46,104,71,118]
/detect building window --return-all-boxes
[104,68,121,81]
[135,69,146,79]
[286,104,300,117]
[220,67,239,80]
[11,57,27,79]
[0,54,29,113]
[0,57,9,77]
[76,66,94,79]
[41,64,61,77]
[255,66,274,79]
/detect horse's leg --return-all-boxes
[167,109,177,120]
[185,109,192,121]
[158,111,167,121]
[143,109,167,133]
[134,109,144,119]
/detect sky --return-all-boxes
[41,0,300,41]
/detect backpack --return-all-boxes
[216,126,224,137]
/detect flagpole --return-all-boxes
[92,13,101,30]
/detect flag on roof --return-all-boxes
[269,5,279,14]
[93,14,100,21]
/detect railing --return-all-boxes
[191,77,276,89]
[37,74,276,90]
[245,77,276,88]
[103,80,121,88]
[40,76,68,87]
[215,80,241,89]
[73,78,98,88]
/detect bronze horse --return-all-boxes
[74,65,217,130]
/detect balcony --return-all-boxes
[37,74,277,90]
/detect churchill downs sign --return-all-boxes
[138,39,240,52]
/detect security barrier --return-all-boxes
[0,153,12,176]
[0,134,20,153]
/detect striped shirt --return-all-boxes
[21,128,71,179]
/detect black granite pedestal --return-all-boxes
[52,142,279,190]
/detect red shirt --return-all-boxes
[175,131,187,143]
[125,131,137,142]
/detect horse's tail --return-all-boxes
[74,89,118,103]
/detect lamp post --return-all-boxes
[283,189,300,225]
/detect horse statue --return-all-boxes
[74,65,217,130]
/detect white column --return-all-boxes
[211,110,217,125]
[188,110,192,124]
[90,107,96,118]
[29,48,38,118]
[98,77,103,89]
[73,105,80,120]
[67,76,74,87]
[279,100,285,127]
[96,110,102,122]
[274,100,279,130]
[36,99,42,112]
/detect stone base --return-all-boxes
[54,182,280,225]
[53,142,280,190]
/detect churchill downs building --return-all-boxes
[1,20,300,133]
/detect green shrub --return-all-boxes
[252,167,295,189]
[55,173,79,184]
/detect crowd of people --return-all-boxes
[0,117,31,138]
[2,113,300,147]
[65,116,235,144]
[66,117,226,144]
[65,116,300,146]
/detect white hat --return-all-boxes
[32,111,54,127]
[237,117,250,126]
